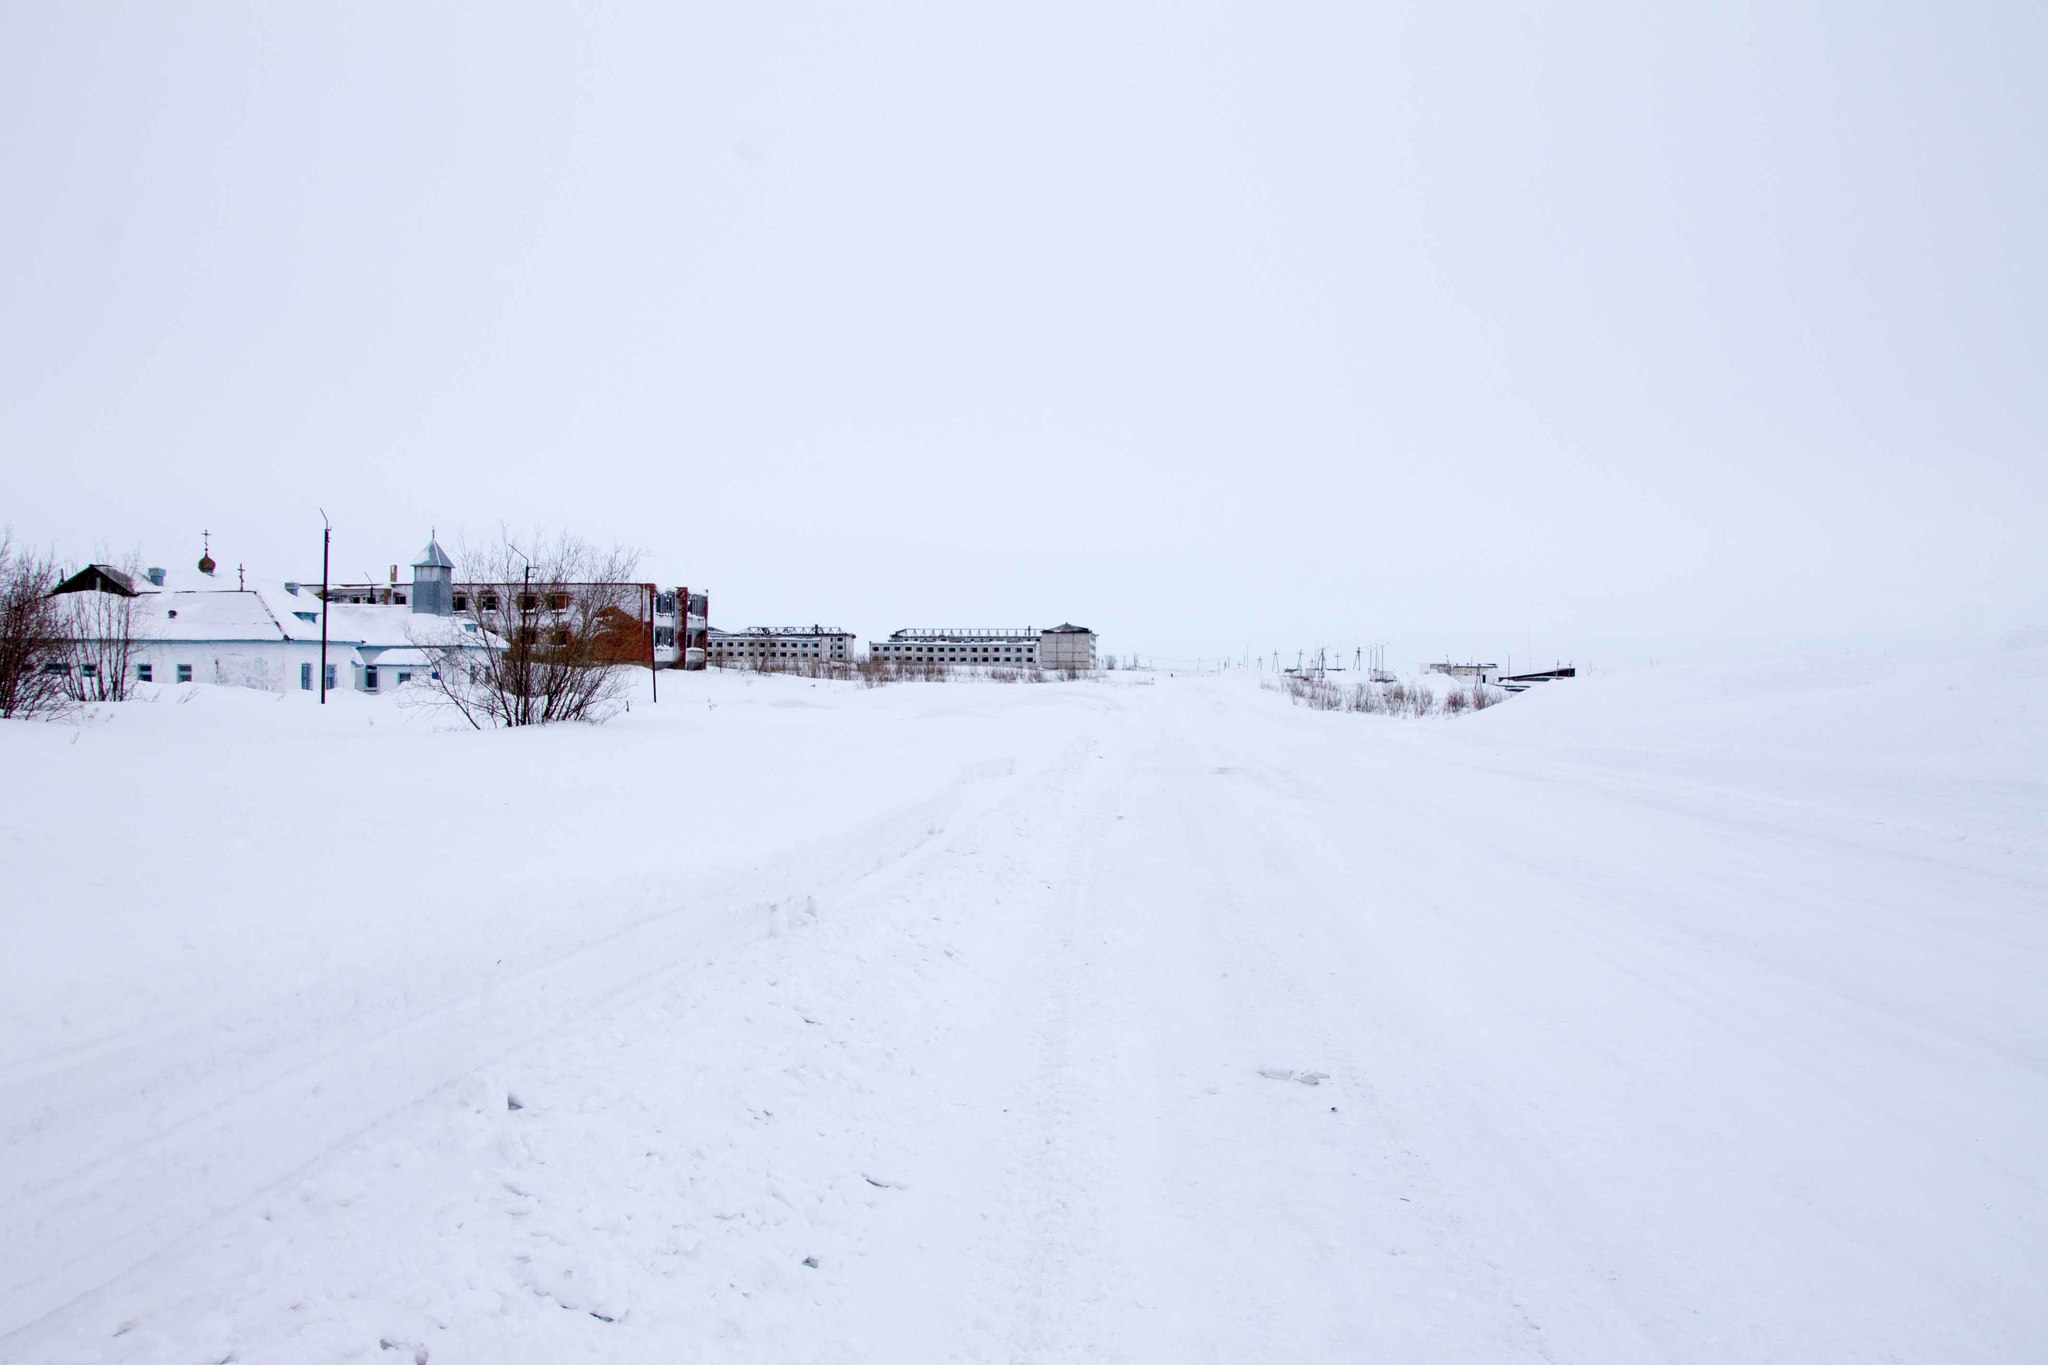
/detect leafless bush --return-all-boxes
[842,657,1070,688]
[419,530,644,728]
[718,656,857,682]
[1277,671,1507,720]
[0,534,70,719]
[55,558,147,702]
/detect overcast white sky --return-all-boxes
[3,2,2042,666]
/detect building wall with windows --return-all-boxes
[867,629,1043,668]
[708,627,855,668]
[440,582,706,669]
[56,561,494,698]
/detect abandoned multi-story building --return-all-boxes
[866,624,1097,669]
[326,552,708,669]
[706,626,856,668]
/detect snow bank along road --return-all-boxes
[2,647,2044,1362]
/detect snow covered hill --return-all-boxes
[3,644,2044,1363]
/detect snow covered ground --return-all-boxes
[3,641,2044,1363]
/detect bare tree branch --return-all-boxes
[414,529,644,727]
[0,533,72,719]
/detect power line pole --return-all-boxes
[319,510,330,705]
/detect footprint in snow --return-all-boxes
[1258,1068,1329,1086]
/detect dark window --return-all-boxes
[549,593,571,612]
[519,593,539,612]
[453,593,469,612]
[176,664,193,683]
[481,593,500,611]
[80,662,98,678]
[364,666,379,692]
[325,664,337,691]
[301,663,313,690]
[137,663,152,682]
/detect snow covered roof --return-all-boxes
[112,583,496,649]
[64,545,509,650]
[413,538,454,571]
[355,646,439,667]
[141,590,295,643]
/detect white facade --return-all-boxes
[1037,624,1098,671]
[708,627,855,667]
[57,555,497,697]
[868,625,1098,670]
[869,628,1039,668]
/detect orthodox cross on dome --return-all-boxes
[198,530,216,576]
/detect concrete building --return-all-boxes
[1428,661,1500,681]
[708,626,856,668]
[867,625,1098,670]
[1038,623,1099,671]
[329,559,708,670]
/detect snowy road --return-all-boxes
[3,660,2044,1362]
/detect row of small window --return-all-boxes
[51,662,197,683]
[452,592,573,613]
[50,662,427,690]
[294,663,424,691]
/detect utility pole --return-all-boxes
[319,510,330,704]
[647,583,658,704]
[506,542,533,725]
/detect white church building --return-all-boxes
[52,536,498,696]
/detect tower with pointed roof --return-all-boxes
[410,533,455,616]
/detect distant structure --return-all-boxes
[707,626,856,668]
[1038,623,1099,671]
[1423,661,1576,691]
[327,555,708,670]
[1494,666,1576,694]
[50,534,496,695]
[868,625,1098,670]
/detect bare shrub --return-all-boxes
[1275,671,1509,720]
[56,558,147,702]
[0,534,69,719]
[419,531,643,728]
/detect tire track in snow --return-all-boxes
[0,755,1021,1344]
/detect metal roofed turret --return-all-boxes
[410,534,455,616]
